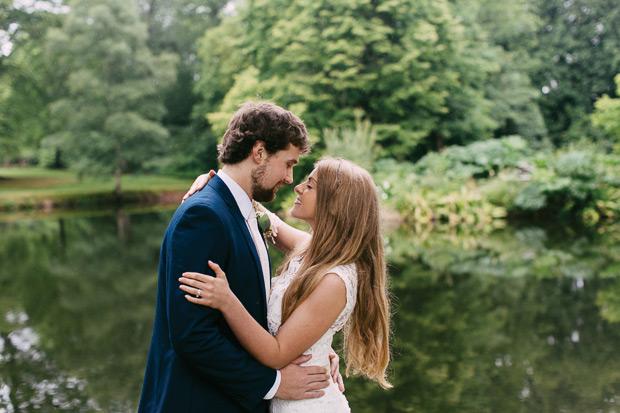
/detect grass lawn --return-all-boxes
[0,167,193,210]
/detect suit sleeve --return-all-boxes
[166,203,276,410]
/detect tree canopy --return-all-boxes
[1,0,619,179]
[43,0,177,193]
[196,0,531,160]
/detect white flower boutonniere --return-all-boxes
[253,202,277,246]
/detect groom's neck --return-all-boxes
[221,163,253,199]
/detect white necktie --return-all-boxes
[247,214,271,301]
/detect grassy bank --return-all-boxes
[0,167,192,212]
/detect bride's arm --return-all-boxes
[255,203,310,255]
[179,261,346,370]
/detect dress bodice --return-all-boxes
[268,256,357,413]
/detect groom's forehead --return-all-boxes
[273,145,301,164]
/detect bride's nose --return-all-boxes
[294,184,302,195]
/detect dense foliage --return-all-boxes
[43,0,177,195]
[372,136,619,227]
[1,0,620,220]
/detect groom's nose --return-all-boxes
[284,169,293,184]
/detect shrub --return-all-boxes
[513,150,603,215]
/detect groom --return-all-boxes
[139,102,330,412]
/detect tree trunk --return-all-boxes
[53,148,62,169]
[115,143,122,198]
[436,133,445,153]
[115,168,122,197]
[58,218,66,258]
[116,210,131,239]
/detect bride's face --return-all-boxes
[291,169,317,229]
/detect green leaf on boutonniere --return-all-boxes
[253,201,275,246]
[258,212,271,233]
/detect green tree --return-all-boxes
[0,0,65,164]
[195,0,504,161]
[451,0,547,143]
[44,0,177,195]
[137,0,229,177]
[323,110,378,171]
[529,0,620,145]
[591,74,620,152]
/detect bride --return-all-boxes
[179,158,391,412]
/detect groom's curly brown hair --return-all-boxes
[217,101,311,165]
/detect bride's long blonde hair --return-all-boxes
[277,157,392,389]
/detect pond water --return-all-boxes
[1,209,619,412]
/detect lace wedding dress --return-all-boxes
[268,256,358,413]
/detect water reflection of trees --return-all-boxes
[2,214,620,411]
[0,211,172,411]
[344,224,620,412]
[1,318,95,410]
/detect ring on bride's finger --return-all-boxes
[196,289,201,298]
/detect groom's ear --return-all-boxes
[251,140,266,164]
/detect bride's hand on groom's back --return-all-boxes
[179,261,233,311]
[275,354,330,400]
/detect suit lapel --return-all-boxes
[208,176,269,317]
[258,227,272,277]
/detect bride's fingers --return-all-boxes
[190,176,208,192]
[207,261,228,281]
[181,185,199,202]
[182,170,216,200]
[179,284,201,296]
[182,177,206,201]
[184,294,207,305]
[181,272,212,283]
[179,275,204,288]
[179,276,215,297]
[182,287,222,309]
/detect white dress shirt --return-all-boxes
[217,170,281,399]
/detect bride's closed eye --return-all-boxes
[307,177,317,189]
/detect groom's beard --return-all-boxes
[251,164,279,203]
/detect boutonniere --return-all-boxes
[253,202,276,246]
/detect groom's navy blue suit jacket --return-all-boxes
[139,175,276,412]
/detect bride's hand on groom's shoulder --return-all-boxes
[182,170,216,202]
[179,260,232,311]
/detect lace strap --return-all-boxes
[328,264,358,331]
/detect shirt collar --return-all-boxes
[217,169,254,221]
